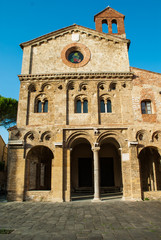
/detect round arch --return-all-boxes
[26,145,54,191]
[66,131,93,149]
[96,131,124,149]
[97,133,123,195]
[69,135,93,199]
[138,146,161,193]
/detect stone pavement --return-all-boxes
[0,199,161,240]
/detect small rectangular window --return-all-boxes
[141,101,152,114]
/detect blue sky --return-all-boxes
[1,0,161,143]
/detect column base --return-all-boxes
[92,198,102,202]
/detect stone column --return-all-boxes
[92,147,101,202]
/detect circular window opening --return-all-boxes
[68,51,84,64]
[61,43,91,68]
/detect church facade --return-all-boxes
[7,7,161,202]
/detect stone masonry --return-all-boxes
[7,7,161,202]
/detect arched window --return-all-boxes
[102,19,108,33]
[100,99,112,113]
[100,100,105,113]
[107,100,112,113]
[43,100,48,113]
[141,100,152,114]
[37,100,42,113]
[35,98,48,113]
[112,19,118,33]
[76,100,81,113]
[76,98,88,113]
[83,100,88,113]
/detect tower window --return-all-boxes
[141,100,152,114]
[112,19,118,33]
[102,19,108,33]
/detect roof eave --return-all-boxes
[20,25,130,49]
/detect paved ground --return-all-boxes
[0,199,161,240]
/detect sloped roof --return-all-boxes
[20,24,129,49]
[130,67,161,75]
[94,7,125,21]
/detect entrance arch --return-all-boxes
[99,138,123,196]
[139,147,161,193]
[71,138,93,199]
[26,145,53,191]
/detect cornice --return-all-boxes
[18,72,134,81]
[20,25,130,49]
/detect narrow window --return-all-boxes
[83,100,88,113]
[112,20,118,33]
[102,20,108,33]
[107,100,112,113]
[37,100,42,113]
[141,101,152,114]
[43,100,48,113]
[100,100,105,113]
[76,100,81,113]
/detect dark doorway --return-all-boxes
[78,158,92,187]
[100,157,114,187]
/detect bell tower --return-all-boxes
[94,7,126,37]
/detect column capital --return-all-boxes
[92,146,100,152]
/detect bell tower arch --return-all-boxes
[94,7,126,37]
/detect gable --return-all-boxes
[20,24,128,49]
[21,30,130,75]
[94,7,125,20]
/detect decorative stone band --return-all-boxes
[54,142,63,147]
[8,140,24,146]
[128,141,139,147]
[18,72,134,81]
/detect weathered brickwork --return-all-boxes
[7,7,161,202]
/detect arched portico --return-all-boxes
[139,146,161,199]
[70,137,93,200]
[67,131,123,201]
[25,145,54,191]
[98,137,123,198]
